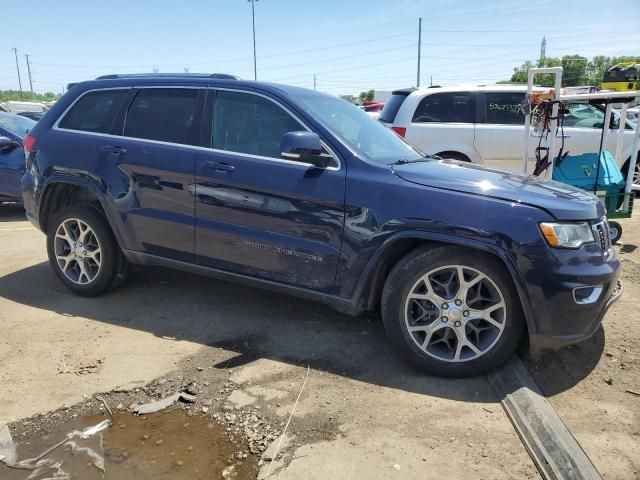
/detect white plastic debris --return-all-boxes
[0,424,17,466]
[0,419,111,479]
[134,392,196,415]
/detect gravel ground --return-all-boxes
[1,205,638,479]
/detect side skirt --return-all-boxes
[122,250,359,316]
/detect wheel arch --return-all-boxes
[39,177,125,248]
[435,150,472,162]
[352,231,536,339]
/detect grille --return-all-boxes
[592,219,611,252]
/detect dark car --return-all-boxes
[21,73,622,377]
[1,112,36,204]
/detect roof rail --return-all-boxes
[95,73,240,80]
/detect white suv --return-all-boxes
[379,85,640,188]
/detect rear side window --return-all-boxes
[124,88,199,145]
[58,89,128,133]
[484,92,525,125]
[378,94,409,123]
[412,92,475,123]
[212,90,302,158]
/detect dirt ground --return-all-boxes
[0,206,638,479]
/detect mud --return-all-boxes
[0,409,258,479]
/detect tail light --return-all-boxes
[23,134,36,168]
[23,134,36,157]
[391,127,406,137]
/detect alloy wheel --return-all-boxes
[404,265,507,363]
[54,218,102,285]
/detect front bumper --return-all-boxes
[529,279,623,352]
[516,236,622,354]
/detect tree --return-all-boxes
[586,55,610,86]
[560,55,588,86]
[0,90,59,103]
[510,58,561,87]
[358,89,375,103]
[503,54,640,88]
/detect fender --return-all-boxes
[39,174,128,249]
[350,229,537,337]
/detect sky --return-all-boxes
[1,0,639,97]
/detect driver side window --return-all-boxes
[212,91,304,158]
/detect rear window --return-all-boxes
[58,89,128,133]
[484,92,525,125]
[124,88,199,145]
[412,92,475,123]
[378,93,409,123]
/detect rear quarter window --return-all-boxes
[378,94,409,123]
[58,89,128,133]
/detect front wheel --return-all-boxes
[381,246,525,377]
[47,205,125,296]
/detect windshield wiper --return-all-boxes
[389,154,440,166]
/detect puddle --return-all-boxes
[1,409,258,479]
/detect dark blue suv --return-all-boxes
[21,74,622,377]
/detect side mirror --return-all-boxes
[0,136,20,151]
[280,131,332,169]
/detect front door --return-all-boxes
[194,89,345,292]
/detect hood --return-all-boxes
[392,159,605,220]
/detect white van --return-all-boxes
[379,85,640,188]
[0,101,48,113]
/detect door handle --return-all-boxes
[204,161,235,172]
[101,145,127,155]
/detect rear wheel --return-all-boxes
[47,205,126,296]
[381,246,524,377]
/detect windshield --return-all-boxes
[293,94,423,165]
[0,112,36,138]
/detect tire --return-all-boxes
[46,205,124,296]
[381,245,525,377]
[435,151,470,162]
[608,221,622,244]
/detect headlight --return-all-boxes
[539,222,594,248]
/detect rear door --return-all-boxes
[106,87,203,261]
[194,89,346,292]
[403,91,477,159]
[475,90,530,172]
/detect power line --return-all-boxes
[29,31,418,70]
[265,57,417,82]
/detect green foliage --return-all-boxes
[0,90,59,103]
[505,55,640,87]
[358,89,375,102]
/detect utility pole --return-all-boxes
[248,0,259,80]
[430,75,433,87]
[313,74,317,91]
[416,17,422,87]
[25,54,34,100]
[12,48,23,99]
